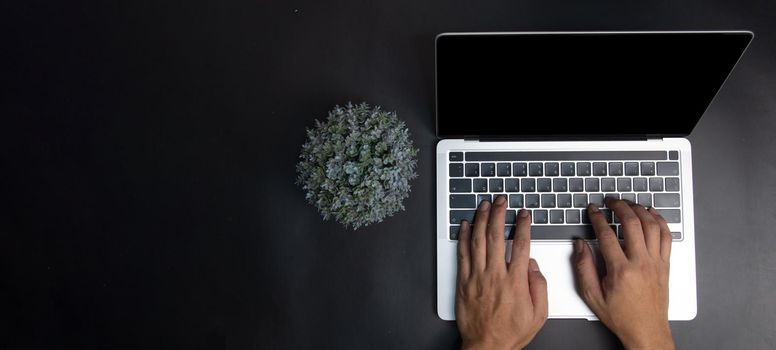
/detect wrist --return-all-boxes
[462,339,524,350]
[620,326,675,350]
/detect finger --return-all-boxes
[528,259,549,324]
[471,200,490,273]
[649,207,673,262]
[628,202,661,256]
[573,239,605,315]
[587,204,626,265]
[606,198,647,258]
[457,220,471,282]
[486,195,508,272]
[509,209,532,279]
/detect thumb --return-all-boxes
[528,258,548,323]
[574,239,605,314]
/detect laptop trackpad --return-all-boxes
[505,241,601,320]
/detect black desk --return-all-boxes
[3,0,775,348]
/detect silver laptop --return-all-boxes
[436,31,752,320]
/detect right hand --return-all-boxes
[574,198,675,350]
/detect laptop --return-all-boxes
[435,31,752,320]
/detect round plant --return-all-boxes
[296,102,418,229]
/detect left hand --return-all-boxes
[455,196,548,350]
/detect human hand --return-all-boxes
[574,198,675,350]
[456,196,548,350]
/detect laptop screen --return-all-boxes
[436,32,752,139]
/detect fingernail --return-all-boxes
[479,200,490,211]
[588,204,599,213]
[495,195,506,205]
[529,258,540,272]
[519,209,529,217]
[574,239,584,254]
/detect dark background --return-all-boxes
[1,0,775,349]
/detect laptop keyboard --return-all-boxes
[448,150,683,241]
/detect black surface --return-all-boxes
[436,32,751,139]
[2,0,776,349]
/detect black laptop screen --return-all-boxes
[436,32,752,139]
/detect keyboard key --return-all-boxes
[473,179,488,192]
[489,178,504,192]
[654,193,680,207]
[449,152,463,161]
[553,178,568,192]
[449,163,463,177]
[537,178,552,192]
[449,225,460,240]
[534,210,549,224]
[477,194,492,206]
[581,209,590,224]
[561,162,575,176]
[525,194,540,208]
[593,162,607,176]
[665,177,680,191]
[541,194,556,208]
[566,209,581,224]
[604,193,620,202]
[569,178,584,192]
[521,178,536,192]
[622,193,637,203]
[656,209,681,223]
[625,162,640,176]
[513,162,528,176]
[558,194,572,208]
[649,177,664,192]
[509,194,524,208]
[465,151,668,162]
[617,177,632,192]
[585,178,600,192]
[465,163,480,177]
[638,193,652,207]
[573,194,588,208]
[633,177,648,192]
[671,231,682,240]
[669,151,679,160]
[505,210,517,224]
[497,162,511,176]
[545,162,560,176]
[601,178,616,192]
[450,210,475,224]
[577,162,592,176]
[657,162,679,176]
[550,210,564,224]
[641,162,656,176]
[449,179,471,193]
[505,226,516,240]
[529,162,543,176]
[450,194,475,208]
[530,225,597,239]
[481,163,496,177]
[608,162,623,176]
[505,178,520,192]
[601,209,613,223]
[589,193,604,207]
